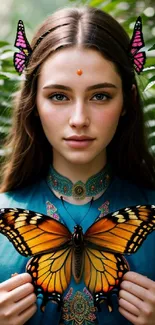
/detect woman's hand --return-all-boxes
[119,271,155,325]
[0,273,37,325]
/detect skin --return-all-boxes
[36,47,124,185]
[0,273,37,325]
[119,271,155,325]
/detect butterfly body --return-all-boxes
[72,225,84,282]
[0,205,155,311]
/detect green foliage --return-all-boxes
[0,42,21,160]
[149,43,155,51]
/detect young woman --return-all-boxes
[0,5,155,325]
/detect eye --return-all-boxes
[91,93,111,101]
[49,93,69,101]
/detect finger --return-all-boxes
[119,306,138,324]
[119,298,139,317]
[14,293,37,315]
[119,289,143,309]
[120,280,151,301]
[17,303,37,325]
[2,294,37,321]
[0,273,32,292]
[123,271,154,290]
[10,282,35,302]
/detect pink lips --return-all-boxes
[64,135,95,148]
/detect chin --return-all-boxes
[63,153,99,165]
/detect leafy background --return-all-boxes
[0,0,155,163]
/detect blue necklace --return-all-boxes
[46,164,112,200]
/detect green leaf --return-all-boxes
[0,71,20,81]
[0,74,9,80]
[144,79,155,92]
[0,41,10,47]
[89,0,105,6]
[148,44,155,51]
[143,66,155,72]
[0,51,13,60]
[100,1,119,11]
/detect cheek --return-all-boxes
[37,105,64,131]
[95,107,122,131]
[37,109,60,145]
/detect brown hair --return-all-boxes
[1,5,155,192]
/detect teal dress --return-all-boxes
[0,175,155,325]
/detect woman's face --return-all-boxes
[36,47,124,169]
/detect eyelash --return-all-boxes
[48,92,112,102]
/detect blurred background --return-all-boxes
[0,0,155,160]
[0,0,155,43]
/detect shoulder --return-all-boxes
[126,180,155,204]
[111,177,155,205]
[0,179,48,210]
[142,187,155,204]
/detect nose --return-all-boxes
[69,101,90,128]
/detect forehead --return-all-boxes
[38,47,121,86]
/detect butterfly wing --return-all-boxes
[130,16,146,74]
[14,20,32,74]
[84,248,129,292]
[84,205,155,309]
[85,205,155,254]
[26,248,72,309]
[0,208,71,256]
[132,52,146,74]
[14,52,27,74]
[84,248,129,310]
[0,207,73,309]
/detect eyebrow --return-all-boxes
[42,83,117,91]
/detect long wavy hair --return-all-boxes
[1,5,155,192]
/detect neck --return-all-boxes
[52,156,107,184]
[46,159,112,204]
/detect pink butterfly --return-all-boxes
[14,20,32,74]
[130,16,146,74]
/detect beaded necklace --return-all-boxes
[60,196,94,225]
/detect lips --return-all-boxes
[64,136,95,149]
[65,135,94,141]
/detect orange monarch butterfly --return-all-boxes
[0,205,155,311]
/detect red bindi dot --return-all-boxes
[77,69,83,76]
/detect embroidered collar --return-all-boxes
[46,164,113,200]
